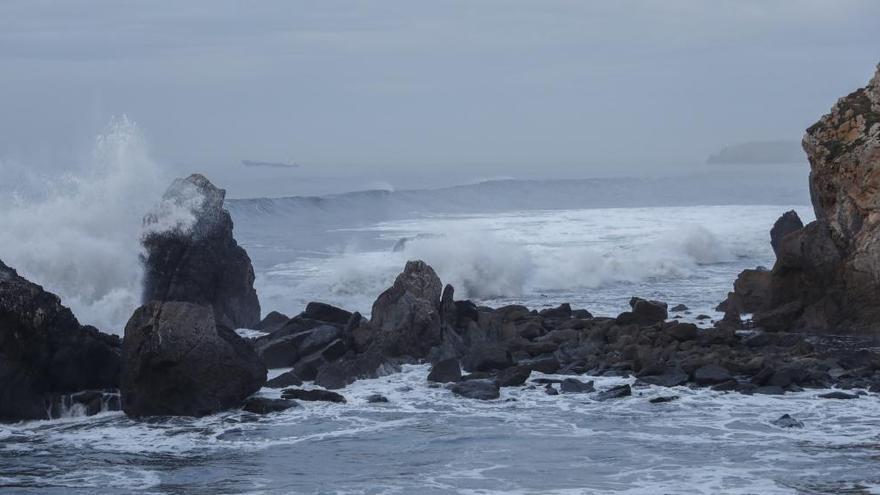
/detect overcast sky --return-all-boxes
[1,1,878,196]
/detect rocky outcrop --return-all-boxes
[0,259,121,421]
[141,174,260,329]
[366,260,443,358]
[723,64,880,334]
[121,301,266,417]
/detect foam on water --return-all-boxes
[2,364,879,493]
[0,116,171,332]
[248,205,812,323]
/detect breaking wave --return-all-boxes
[0,116,169,332]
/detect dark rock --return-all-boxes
[571,309,593,319]
[666,322,698,342]
[649,395,679,404]
[428,358,462,383]
[637,368,688,388]
[141,174,260,329]
[711,380,740,392]
[121,301,267,417]
[451,379,500,400]
[544,384,559,395]
[520,356,561,374]
[463,344,513,372]
[693,364,733,386]
[670,304,689,312]
[772,413,804,428]
[281,388,347,403]
[560,378,595,393]
[302,302,353,325]
[265,371,303,389]
[818,391,860,400]
[770,211,804,257]
[0,259,122,421]
[496,366,532,387]
[255,334,301,369]
[539,303,572,319]
[313,352,388,389]
[366,394,389,403]
[242,397,297,414]
[753,385,786,395]
[594,384,632,401]
[367,260,443,358]
[254,311,290,333]
[616,297,668,326]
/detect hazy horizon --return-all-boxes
[1,1,879,197]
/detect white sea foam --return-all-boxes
[0,116,168,332]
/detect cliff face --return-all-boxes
[725,64,880,334]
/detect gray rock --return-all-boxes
[560,378,595,393]
[451,379,500,400]
[121,301,267,417]
[427,358,462,383]
[818,391,860,400]
[141,174,260,329]
[693,364,733,386]
[772,414,804,428]
[242,397,297,414]
[594,384,632,401]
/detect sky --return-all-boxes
[1,0,879,197]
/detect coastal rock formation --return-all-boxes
[723,64,880,333]
[121,301,266,417]
[366,260,443,357]
[141,174,260,329]
[0,259,121,421]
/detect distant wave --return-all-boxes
[227,172,810,230]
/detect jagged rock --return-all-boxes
[0,259,121,421]
[242,397,297,414]
[616,297,668,326]
[544,383,559,395]
[665,322,698,342]
[693,364,732,385]
[649,395,679,404]
[818,391,860,400]
[450,379,500,400]
[366,260,443,358]
[559,378,595,393]
[637,368,688,388]
[670,304,689,312]
[771,211,804,257]
[462,344,513,372]
[281,388,346,403]
[302,302,353,325]
[254,311,290,333]
[496,366,532,387]
[265,371,303,388]
[366,394,389,403]
[772,414,804,428]
[141,174,260,329]
[594,384,632,401]
[723,65,880,333]
[120,301,267,417]
[313,352,388,390]
[427,358,462,383]
[539,303,572,319]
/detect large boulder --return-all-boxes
[141,174,260,329]
[723,64,880,334]
[0,260,121,421]
[365,260,443,358]
[121,301,266,417]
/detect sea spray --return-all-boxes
[0,116,168,333]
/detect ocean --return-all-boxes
[5,130,879,493]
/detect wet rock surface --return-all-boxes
[141,174,260,329]
[0,259,121,421]
[121,301,267,417]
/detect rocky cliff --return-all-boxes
[724,64,880,333]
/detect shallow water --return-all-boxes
[2,366,879,494]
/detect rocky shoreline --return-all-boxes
[1,63,880,422]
